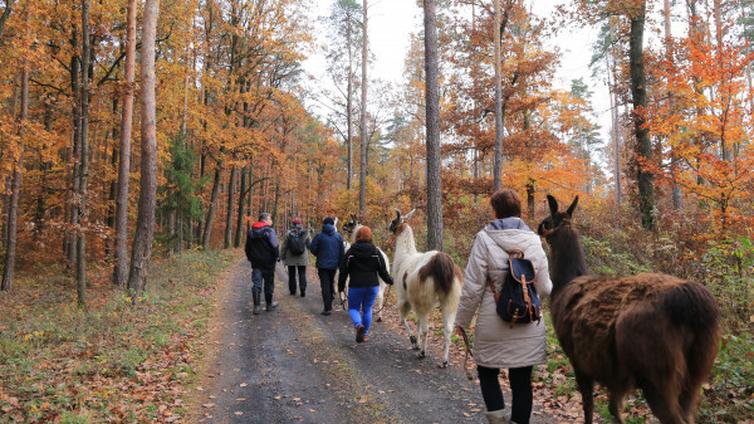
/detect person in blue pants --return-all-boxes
[337,226,393,342]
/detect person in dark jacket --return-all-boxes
[281,217,310,297]
[244,212,280,314]
[309,216,345,315]
[338,226,394,342]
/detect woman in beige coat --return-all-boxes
[455,189,552,424]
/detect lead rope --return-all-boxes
[375,284,392,315]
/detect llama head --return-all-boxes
[342,213,359,236]
[537,195,578,239]
[389,208,416,234]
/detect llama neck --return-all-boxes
[393,224,419,270]
[549,227,588,294]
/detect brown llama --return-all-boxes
[538,195,720,424]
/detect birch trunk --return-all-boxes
[358,0,368,219]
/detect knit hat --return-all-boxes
[323,217,335,225]
[291,217,302,225]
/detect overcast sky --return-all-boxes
[301,0,610,152]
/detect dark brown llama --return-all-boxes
[538,195,720,424]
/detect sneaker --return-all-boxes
[266,302,279,312]
[355,324,366,343]
[253,305,262,315]
[321,310,331,316]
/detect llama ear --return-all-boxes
[394,209,402,221]
[404,208,417,220]
[566,196,579,217]
[546,195,559,217]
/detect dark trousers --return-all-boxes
[288,265,307,295]
[317,268,336,311]
[252,268,276,305]
[477,365,533,424]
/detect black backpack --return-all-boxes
[288,231,306,255]
[488,249,542,326]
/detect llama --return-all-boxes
[342,214,390,321]
[538,195,720,424]
[389,209,462,368]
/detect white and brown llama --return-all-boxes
[342,214,390,321]
[389,209,462,367]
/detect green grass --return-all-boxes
[0,249,235,423]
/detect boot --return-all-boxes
[265,292,278,311]
[485,409,506,424]
[252,290,262,315]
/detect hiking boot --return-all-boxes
[355,324,366,343]
[253,304,262,315]
[266,302,278,312]
[321,310,331,316]
[300,292,305,298]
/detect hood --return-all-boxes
[483,225,540,253]
[348,241,377,256]
[487,217,530,231]
[321,223,336,235]
[252,221,270,230]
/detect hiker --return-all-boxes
[281,217,310,297]
[309,216,344,315]
[454,189,553,424]
[337,226,393,343]
[244,212,280,315]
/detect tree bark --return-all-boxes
[629,2,655,231]
[0,0,14,40]
[1,65,28,292]
[76,0,91,307]
[493,0,503,190]
[201,159,223,249]
[663,0,682,210]
[346,9,354,191]
[224,164,236,249]
[424,0,443,251]
[358,0,368,220]
[234,165,247,247]
[127,0,160,297]
[114,0,137,286]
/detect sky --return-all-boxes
[300,0,611,154]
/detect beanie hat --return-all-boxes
[291,217,302,225]
[323,217,335,225]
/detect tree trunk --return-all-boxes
[202,159,223,250]
[663,0,682,210]
[224,164,236,249]
[114,0,136,286]
[346,10,354,191]
[629,2,655,231]
[234,165,247,247]
[67,27,81,269]
[424,0,443,251]
[247,165,254,233]
[127,0,160,297]
[76,0,91,307]
[358,0,368,220]
[526,180,535,222]
[493,0,503,190]
[1,65,28,292]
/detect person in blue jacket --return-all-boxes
[310,217,345,315]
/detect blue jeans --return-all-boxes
[251,268,275,305]
[348,286,379,335]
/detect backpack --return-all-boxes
[288,231,306,255]
[487,249,542,326]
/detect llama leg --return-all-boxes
[400,303,418,350]
[678,387,700,424]
[607,388,627,424]
[575,371,595,424]
[416,316,428,360]
[439,308,455,368]
[642,383,686,424]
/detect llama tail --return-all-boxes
[418,252,462,301]
[663,282,721,384]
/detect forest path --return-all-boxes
[193,259,555,424]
